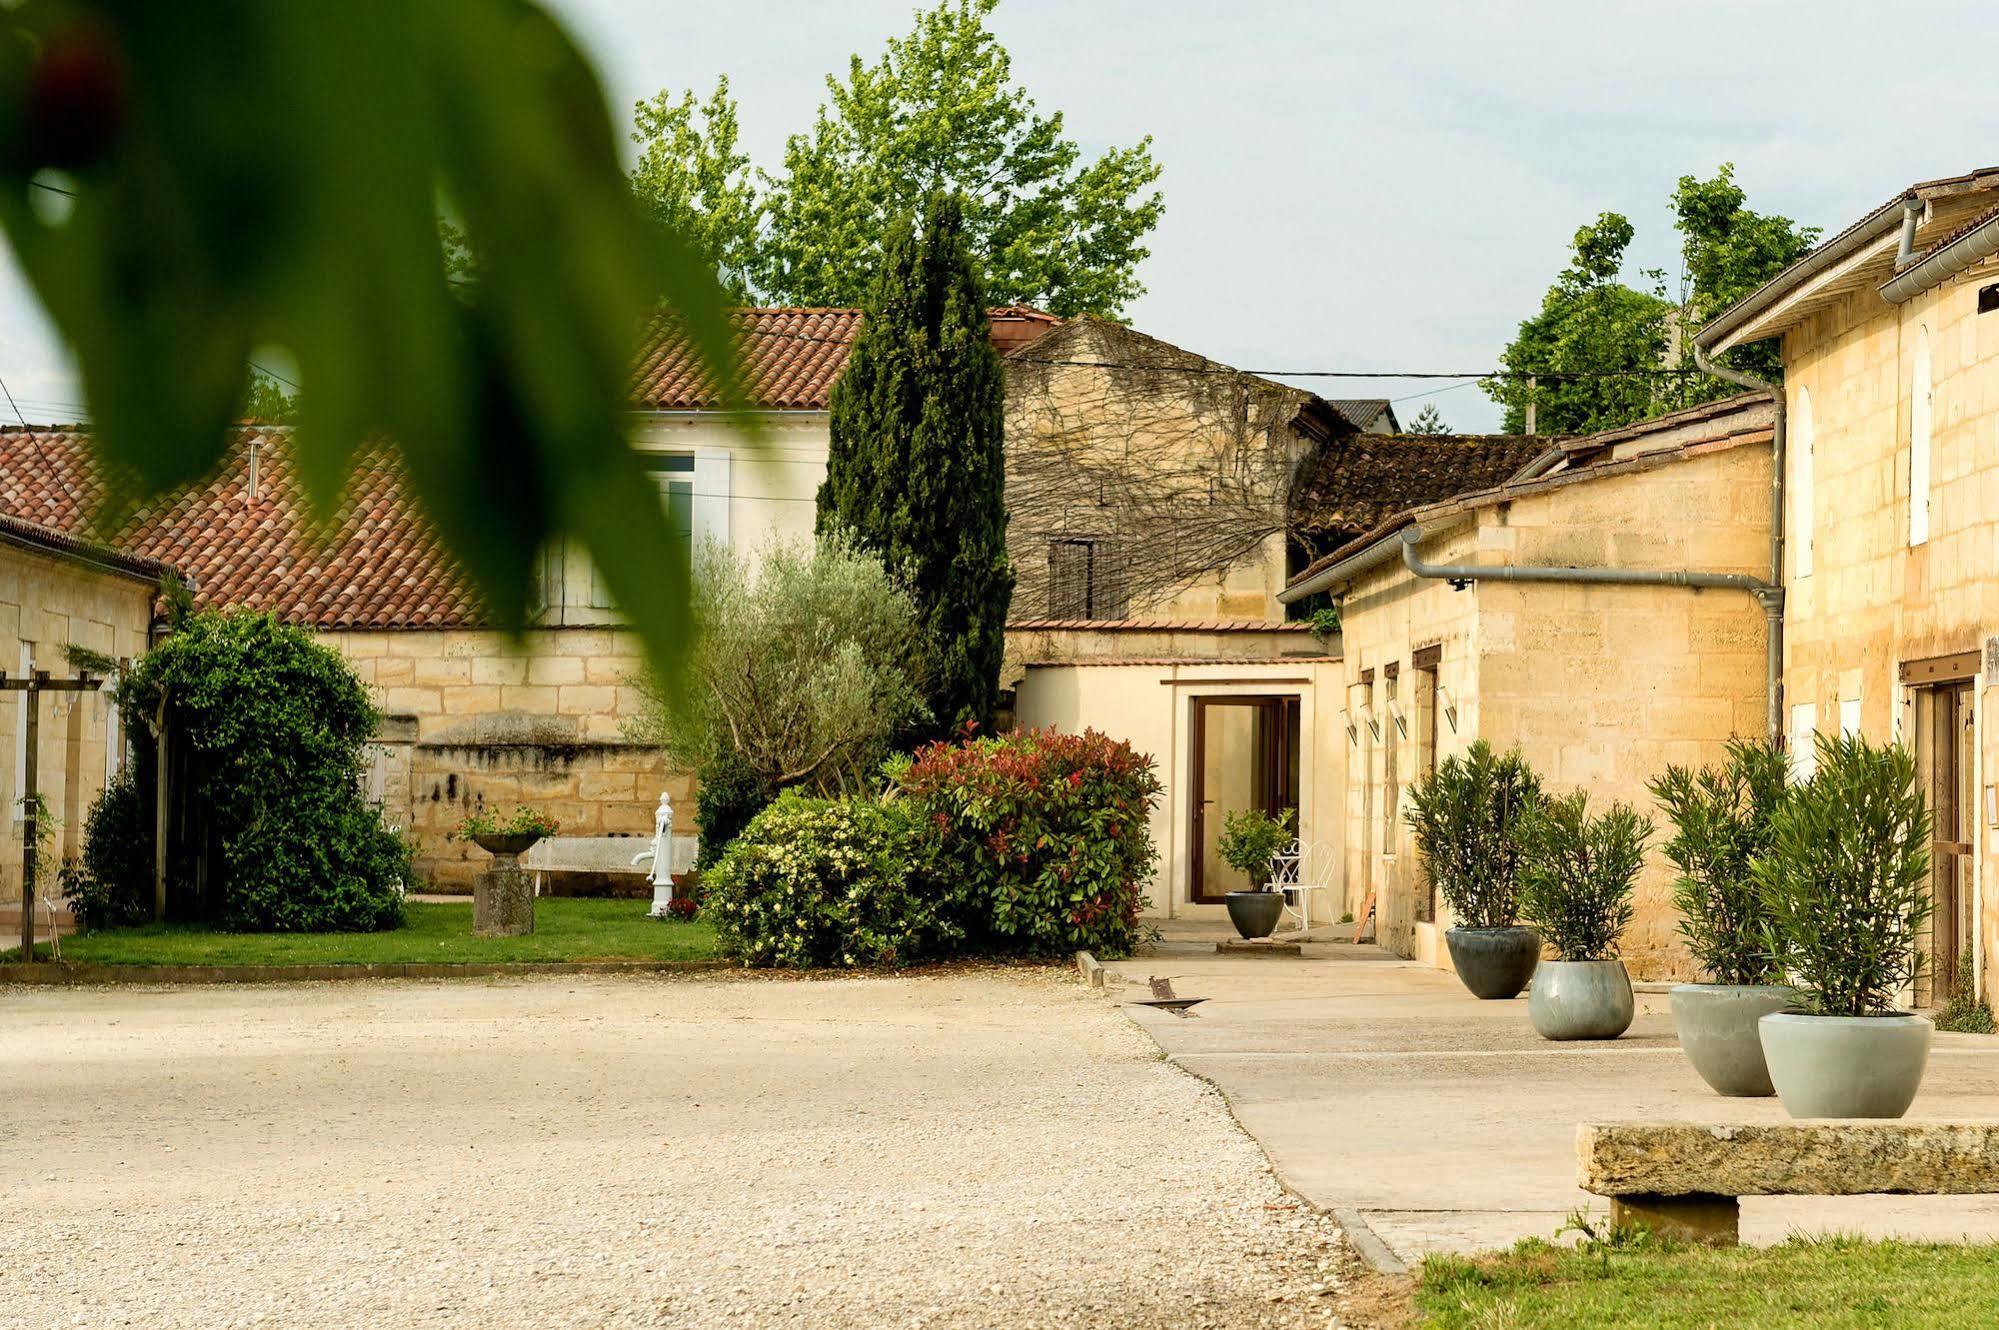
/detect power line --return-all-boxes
[0,375,23,426]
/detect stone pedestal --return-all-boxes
[1609,1193,1740,1246]
[474,859,534,937]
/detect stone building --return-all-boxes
[1280,395,1777,977]
[1694,164,1999,1006]
[0,504,163,938]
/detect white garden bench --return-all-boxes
[1578,1120,1999,1245]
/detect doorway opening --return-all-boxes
[1908,660,1976,1007]
[1190,695,1301,903]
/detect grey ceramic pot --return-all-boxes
[1528,958,1635,1040]
[1444,926,1541,1000]
[1759,1011,1934,1119]
[1671,984,1796,1097]
[1225,890,1284,939]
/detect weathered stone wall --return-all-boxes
[0,545,155,915]
[324,627,686,891]
[1337,438,1773,979]
[1781,259,1999,1006]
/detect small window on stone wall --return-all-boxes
[1046,538,1127,620]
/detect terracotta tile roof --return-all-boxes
[635,306,1060,411]
[1290,434,1552,547]
[0,426,480,629]
[1008,618,1313,632]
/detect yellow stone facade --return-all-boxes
[0,541,156,917]
[1778,255,1999,1007]
[323,626,680,891]
[1336,434,1773,978]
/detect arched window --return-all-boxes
[1910,325,1932,547]
[1794,386,1814,578]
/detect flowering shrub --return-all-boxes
[458,806,561,841]
[703,794,953,968]
[899,728,1162,958]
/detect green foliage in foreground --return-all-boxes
[7,900,715,966]
[1417,1235,1999,1329]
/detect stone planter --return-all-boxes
[1444,926,1540,1000]
[472,832,545,938]
[1671,983,1796,1097]
[1528,958,1635,1040]
[1759,1011,1934,1119]
[1225,890,1285,939]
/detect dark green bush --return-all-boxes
[86,610,407,932]
[898,727,1163,958]
[1753,732,1930,1016]
[63,767,152,931]
[693,754,776,870]
[1517,791,1651,961]
[1648,738,1789,984]
[702,793,952,967]
[1404,740,1543,930]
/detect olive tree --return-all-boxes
[638,534,928,861]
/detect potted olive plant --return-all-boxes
[1649,738,1795,1095]
[1404,740,1543,999]
[1754,733,1934,1119]
[1517,791,1651,1040]
[1217,807,1295,939]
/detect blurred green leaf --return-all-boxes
[0,0,743,673]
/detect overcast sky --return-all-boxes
[3,1,1997,430]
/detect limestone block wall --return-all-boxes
[0,545,155,911]
[1781,263,1999,1006]
[1336,439,1773,978]
[324,626,685,891]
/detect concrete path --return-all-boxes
[1105,940,1999,1267]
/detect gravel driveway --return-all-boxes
[2,969,1349,1328]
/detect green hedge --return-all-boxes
[703,728,1162,968]
[702,793,953,967]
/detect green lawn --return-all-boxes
[1416,1236,1999,1329]
[5,898,717,966]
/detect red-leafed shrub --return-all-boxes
[898,728,1163,958]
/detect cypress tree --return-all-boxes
[818,191,1013,740]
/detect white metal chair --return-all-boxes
[1269,839,1337,934]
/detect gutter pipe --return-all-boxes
[1880,208,1999,304]
[1893,199,1925,270]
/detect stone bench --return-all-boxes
[1579,1121,1999,1245]
[522,834,698,893]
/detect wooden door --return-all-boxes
[1916,680,1976,1006]
[1190,697,1300,903]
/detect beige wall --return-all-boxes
[326,626,683,891]
[1780,257,1999,1005]
[0,544,156,916]
[1337,439,1773,979]
[1014,658,1346,920]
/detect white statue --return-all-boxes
[635,791,676,917]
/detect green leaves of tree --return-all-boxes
[0,0,742,676]
[1517,791,1651,962]
[631,0,1164,316]
[1649,737,1789,985]
[1485,165,1819,435]
[1403,739,1544,931]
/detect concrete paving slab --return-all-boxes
[1107,945,1999,1265]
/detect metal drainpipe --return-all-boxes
[1396,524,1785,739]
[1691,344,1786,744]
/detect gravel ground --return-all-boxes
[2,968,1352,1328]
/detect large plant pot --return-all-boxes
[1759,1011,1933,1119]
[1528,958,1634,1040]
[1671,984,1796,1097]
[1445,926,1541,1000]
[1225,890,1285,939]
